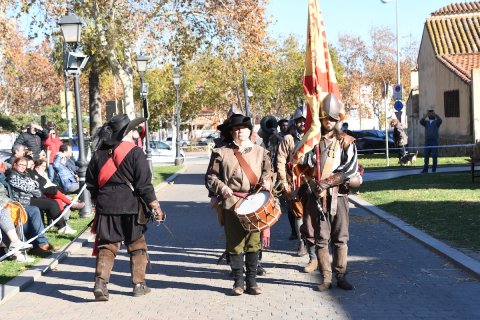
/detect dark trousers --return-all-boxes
[423,139,439,172]
[30,197,66,228]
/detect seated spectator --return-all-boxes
[14,121,48,161]
[7,144,26,166]
[31,159,84,214]
[43,122,63,181]
[53,143,79,193]
[7,157,76,235]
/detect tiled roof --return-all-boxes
[425,2,480,83]
[431,2,480,16]
[436,53,480,83]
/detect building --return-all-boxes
[408,1,480,154]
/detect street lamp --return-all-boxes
[58,11,92,217]
[380,0,401,85]
[173,67,182,166]
[135,55,153,173]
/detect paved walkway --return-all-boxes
[1,162,479,319]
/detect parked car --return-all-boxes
[0,150,10,163]
[351,130,395,154]
[198,132,219,146]
[165,137,191,147]
[149,140,186,164]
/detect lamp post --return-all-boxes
[135,55,153,173]
[380,0,400,85]
[58,11,92,217]
[173,67,182,166]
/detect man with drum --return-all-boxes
[205,114,272,296]
[298,93,360,291]
[277,106,317,272]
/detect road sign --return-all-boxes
[393,84,402,100]
[394,100,403,111]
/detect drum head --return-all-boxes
[236,191,270,216]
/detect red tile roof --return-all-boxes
[431,2,480,16]
[426,2,480,83]
[437,53,480,83]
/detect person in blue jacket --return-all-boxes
[420,110,443,173]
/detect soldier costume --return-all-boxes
[298,94,359,291]
[206,114,272,296]
[86,114,165,301]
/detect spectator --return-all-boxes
[7,144,26,166]
[420,110,443,173]
[390,118,408,159]
[31,159,84,214]
[53,143,79,193]
[7,157,76,235]
[14,121,48,160]
[43,124,63,180]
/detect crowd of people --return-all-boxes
[0,121,85,263]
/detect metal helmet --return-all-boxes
[293,105,306,120]
[320,93,342,121]
[348,174,363,189]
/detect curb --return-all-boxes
[349,194,480,278]
[0,166,187,306]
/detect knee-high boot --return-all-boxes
[315,246,332,292]
[229,253,245,295]
[333,245,353,290]
[128,235,151,297]
[94,248,116,301]
[245,251,262,295]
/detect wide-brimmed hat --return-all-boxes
[227,114,253,132]
[105,114,146,146]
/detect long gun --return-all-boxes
[242,67,250,117]
[303,176,327,222]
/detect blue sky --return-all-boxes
[267,0,463,47]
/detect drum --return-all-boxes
[235,191,281,232]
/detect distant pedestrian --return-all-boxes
[390,119,408,159]
[43,123,63,180]
[420,110,442,173]
[14,121,48,160]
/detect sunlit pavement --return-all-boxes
[1,160,479,319]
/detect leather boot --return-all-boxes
[230,253,245,295]
[131,250,151,297]
[297,240,308,257]
[333,245,353,290]
[94,249,115,301]
[315,246,332,292]
[245,251,262,295]
[304,242,317,273]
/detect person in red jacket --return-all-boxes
[43,123,63,181]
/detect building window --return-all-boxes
[444,90,459,117]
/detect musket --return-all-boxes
[302,176,327,222]
[242,67,250,117]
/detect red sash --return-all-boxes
[97,141,135,188]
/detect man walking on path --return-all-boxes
[420,109,442,173]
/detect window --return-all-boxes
[444,90,459,117]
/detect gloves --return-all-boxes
[261,227,270,249]
[314,172,346,196]
[149,200,166,223]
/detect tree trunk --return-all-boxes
[89,56,103,136]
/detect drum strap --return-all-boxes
[233,149,259,188]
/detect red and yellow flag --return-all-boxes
[293,0,340,165]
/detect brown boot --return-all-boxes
[333,245,353,290]
[304,259,318,273]
[94,248,116,301]
[130,249,150,297]
[315,246,332,292]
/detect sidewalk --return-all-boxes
[0,163,479,319]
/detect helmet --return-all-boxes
[293,106,306,120]
[320,93,342,121]
[348,174,363,189]
[260,115,278,136]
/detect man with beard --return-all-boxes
[298,93,359,291]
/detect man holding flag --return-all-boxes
[293,0,360,291]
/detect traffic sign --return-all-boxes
[393,84,402,100]
[394,100,403,111]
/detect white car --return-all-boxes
[148,140,185,164]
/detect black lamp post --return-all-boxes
[173,67,182,166]
[135,55,153,173]
[58,11,92,217]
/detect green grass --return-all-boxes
[359,154,469,170]
[152,165,183,186]
[357,172,480,250]
[1,165,183,284]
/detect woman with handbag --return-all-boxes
[205,114,272,296]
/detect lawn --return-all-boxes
[0,165,183,285]
[357,172,480,251]
[359,154,469,170]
